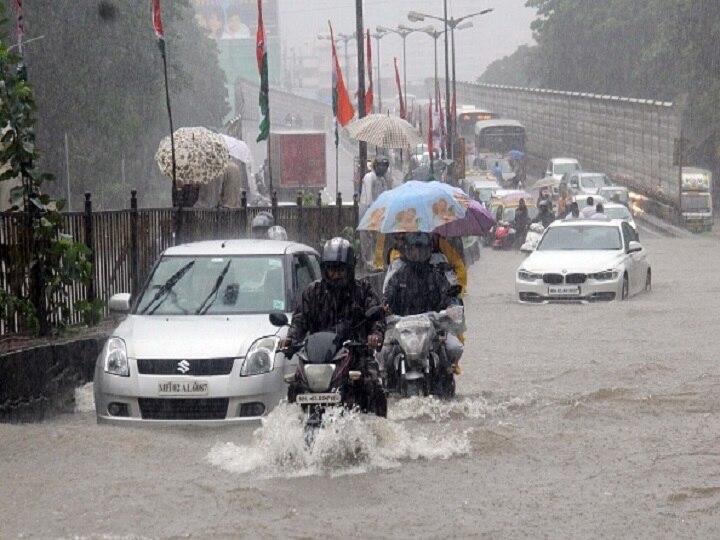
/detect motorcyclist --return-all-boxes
[381,232,464,381]
[250,211,274,238]
[532,199,556,228]
[281,237,385,382]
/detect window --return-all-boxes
[293,253,320,308]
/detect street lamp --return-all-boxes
[408,7,493,159]
[376,24,432,116]
[370,30,387,113]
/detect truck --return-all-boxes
[680,167,713,232]
[269,130,326,201]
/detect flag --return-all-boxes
[394,57,405,119]
[428,97,434,173]
[329,21,355,129]
[256,0,270,142]
[13,0,24,41]
[152,0,165,57]
[365,29,373,114]
[439,95,446,157]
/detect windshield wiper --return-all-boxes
[139,261,195,315]
[196,260,232,315]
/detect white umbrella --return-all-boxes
[220,134,254,165]
[344,114,423,149]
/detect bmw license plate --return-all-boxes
[158,380,208,396]
[548,285,580,297]
[296,393,341,405]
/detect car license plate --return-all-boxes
[548,285,580,297]
[158,380,209,396]
[296,393,341,405]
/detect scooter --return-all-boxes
[520,223,545,253]
[492,221,517,250]
[269,307,386,445]
[384,304,464,399]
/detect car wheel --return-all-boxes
[621,274,629,300]
[645,269,652,292]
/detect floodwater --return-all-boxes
[2,228,720,539]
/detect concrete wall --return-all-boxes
[450,82,683,204]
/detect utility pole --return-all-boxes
[356,0,367,178]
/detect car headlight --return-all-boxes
[240,336,279,376]
[588,270,619,281]
[103,337,129,377]
[518,269,543,281]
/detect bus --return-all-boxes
[456,107,499,154]
[473,118,527,157]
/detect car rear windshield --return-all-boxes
[136,255,286,315]
[604,206,631,220]
[537,225,622,251]
[554,162,580,174]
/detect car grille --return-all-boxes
[138,398,229,420]
[542,273,587,285]
[136,358,235,376]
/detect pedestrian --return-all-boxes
[564,201,580,219]
[591,203,607,219]
[580,196,596,218]
[359,156,392,271]
[492,161,504,186]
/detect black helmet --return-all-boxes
[403,232,432,265]
[538,199,549,211]
[373,156,390,174]
[321,237,355,288]
[251,211,274,235]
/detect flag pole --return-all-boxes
[335,119,339,196]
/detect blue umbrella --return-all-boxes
[509,149,525,161]
[358,181,469,234]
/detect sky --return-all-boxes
[277,0,537,84]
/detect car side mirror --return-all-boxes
[269,311,289,327]
[627,240,643,253]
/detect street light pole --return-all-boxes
[443,0,451,158]
[371,32,385,113]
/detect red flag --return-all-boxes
[13,0,24,41]
[329,21,355,127]
[394,57,405,119]
[152,0,165,56]
[428,98,434,166]
[365,29,373,114]
[439,95,446,156]
[256,0,270,141]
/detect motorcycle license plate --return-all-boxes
[548,285,580,297]
[296,393,341,405]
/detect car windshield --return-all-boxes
[580,175,605,189]
[554,162,580,174]
[136,254,286,315]
[604,206,631,220]
[536,225,622,251]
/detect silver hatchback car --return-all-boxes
[94,239,321,425]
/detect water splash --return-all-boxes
[206,403,471,478]
[389,393,537,422]
[74,382,96,413]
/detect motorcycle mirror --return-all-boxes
[269,311,289,327]
[364,305,384,321]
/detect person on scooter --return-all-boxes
[381,232,463,381]
[250,211,275,239]
[282,237,385,388]
[532,199,556,228]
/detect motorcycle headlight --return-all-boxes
[240,336,279,376]
[518,269,543,281]
[588,270,619,281]
[103,337,129,377]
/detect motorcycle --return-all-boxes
[384,304,464,399]
[269,308,387,444]
[492,221,517,250]
[520,223,545,253]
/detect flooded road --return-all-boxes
[2,230,720,539]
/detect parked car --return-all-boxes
[603,202,638,237]
[94,239,322,425]
[515,218,651,303]
[544,157,581,181]
[564,171,612,195]
[597,185,630,207]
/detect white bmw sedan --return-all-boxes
[94,239,321,425]
[515,219,651,304]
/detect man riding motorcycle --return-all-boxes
[380,232,463,383]
[532,199,556,228]
[281,237,386,413]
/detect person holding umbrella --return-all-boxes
[359,156,392,270]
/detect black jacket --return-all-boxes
[383,262,461,316]
[287,278,385,343]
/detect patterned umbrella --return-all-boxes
[344,114,423,149]
[358,180,469,234]
[155,127,230,186]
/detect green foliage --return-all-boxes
[1,12,101,336]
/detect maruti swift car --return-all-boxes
[94,239,321,425]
